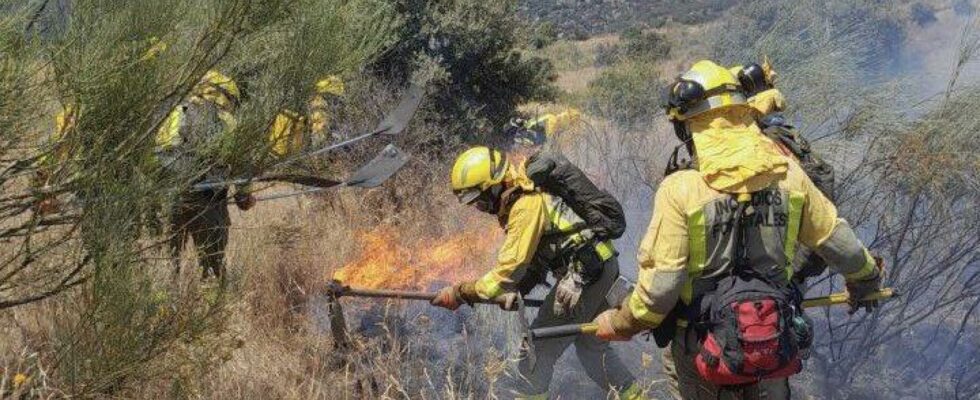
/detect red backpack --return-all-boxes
[692,274,810,385]
[688,197,813,386]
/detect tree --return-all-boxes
[0,0,396,395]
[371,0,557,143]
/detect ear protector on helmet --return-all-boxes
[666,80,707,116]
[737,63,771,96]
[665,80,745,122]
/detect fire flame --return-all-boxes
[333,221,501,290]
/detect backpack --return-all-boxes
[759,113,835,200]
[689,197,813,386]
[524,151,627,241]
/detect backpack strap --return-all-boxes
[686,193,754,330]
[664,143,696,176]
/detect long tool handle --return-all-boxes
[338,287,545,308]
[529,289,898,340]
[801,288,896,308]
[531,323,598,340]
[344,287,437,301]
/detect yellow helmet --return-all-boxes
[665,60,747,121]
[194,70,241,110]
[315,75,345,96]
[450,146,509,204]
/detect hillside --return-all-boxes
[518,0,736,36]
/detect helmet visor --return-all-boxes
[454,188,482,205]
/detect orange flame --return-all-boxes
[333,222,501,290]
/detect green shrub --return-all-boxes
[1,0,397,395]
[532,21,558,49]
[371,0,557,143]
[587,60,664,127]
[593,42,623,67]
[620,27,670,61]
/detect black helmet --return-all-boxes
[737,63,771,96]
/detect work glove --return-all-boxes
[493,292,520,311]
[34,196,61,216]
[430,286,463,311]
[554,271,584,316]
[234,192,256,211]
[846,256,884,314]
[593,309,632,342]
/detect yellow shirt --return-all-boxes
[474,193,548,299]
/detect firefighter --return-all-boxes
[156,70,255,282]
[430,146,643,400]
[32,103,80,216]
[591,60,883,400]
[505,108,582,163]
[268,75,346,158]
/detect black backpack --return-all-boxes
[524,151,627,241]
[759,113,835,200]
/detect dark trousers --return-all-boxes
[168,189,229,280]
[516,258,636,396]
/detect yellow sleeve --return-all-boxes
[156,108,183,149]
[474,194,547,299]
[269,112,304,157]
[796,164,839,248]
[622,175,691,328]
[796,165,877,281]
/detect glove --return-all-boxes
[493,292,520,311]
[430,286,462,311]
[554,271,584,316]
[593,309,632,342]
[35,197,60,216]
[234,193,256,211]
[846,256,884,314]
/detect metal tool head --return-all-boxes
[516,295,538,372]
[375,83,425,136]
[346,144,410,188]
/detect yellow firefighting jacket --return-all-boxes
[468,166,615,300]
[747,88,786,117]
[526,108,582,138]
[267,76,344,157]
[610,107,877,331]
[156,70,240,150]
[268,110,307,157]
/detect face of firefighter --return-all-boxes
[470,184,503,215]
